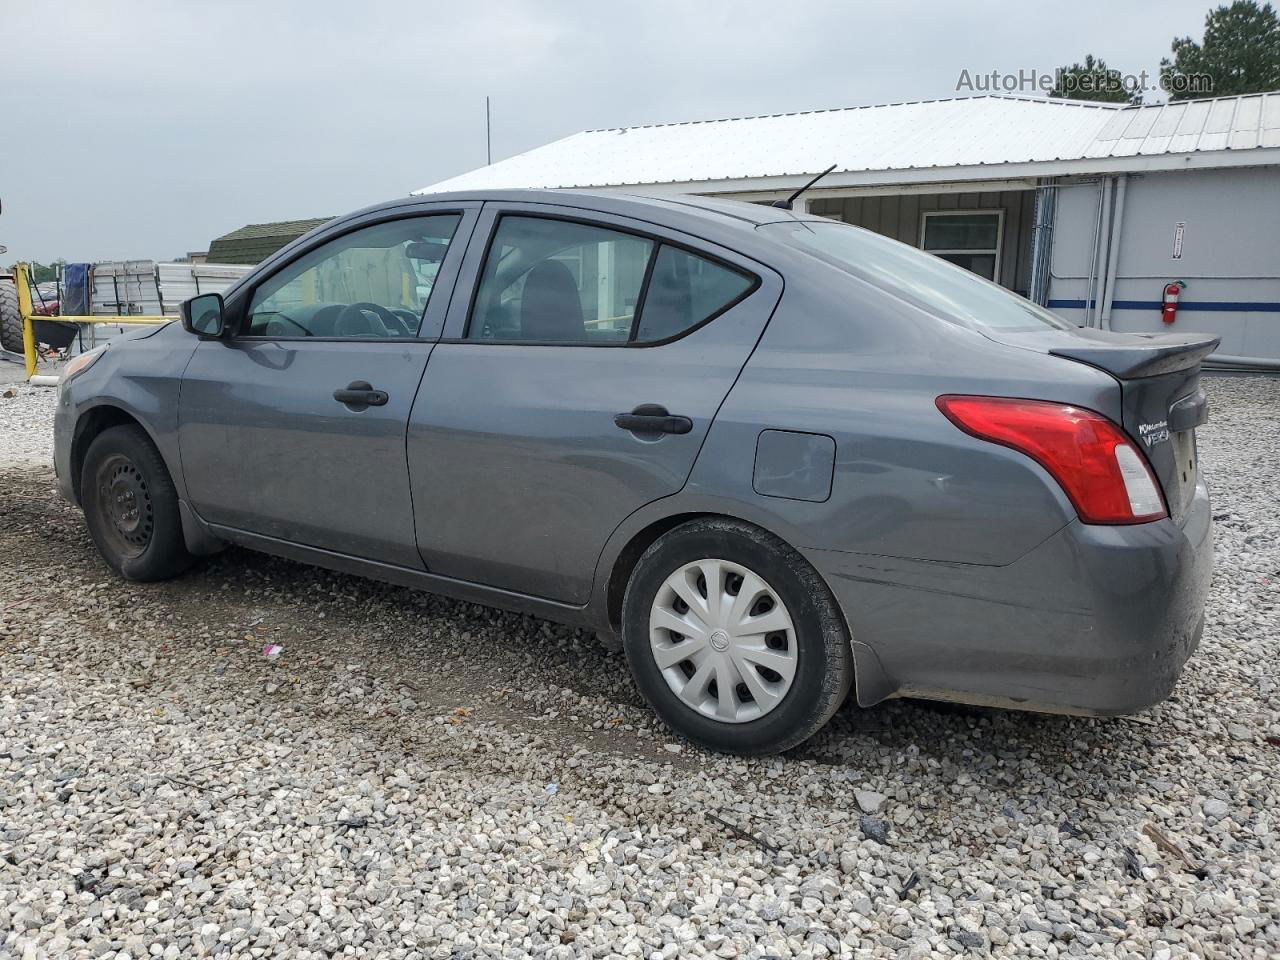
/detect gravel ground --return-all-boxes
[0,374,1277,960]
[0,379,56,465]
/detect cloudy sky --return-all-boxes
[4,0,1218,262]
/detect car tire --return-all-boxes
[622,517,853,755]
[81,425,192,582]
[0,280,23,354]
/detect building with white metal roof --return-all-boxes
[417,93,1280,366]
[416,93,1280,195]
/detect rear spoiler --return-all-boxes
[1048,330,1221,379]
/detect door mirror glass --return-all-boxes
[184,293,225,337]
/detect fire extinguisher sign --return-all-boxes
[1171,221,1186,260]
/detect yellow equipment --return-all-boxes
[11,263,170,380]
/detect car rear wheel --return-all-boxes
[622,518,853,754]
[81,425,192,581]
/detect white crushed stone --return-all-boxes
[0,379,57,465]
[0,372,1276,959]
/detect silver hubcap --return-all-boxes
[649,558,797,724]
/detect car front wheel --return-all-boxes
[622,518,853,755]
[81,424,192,582]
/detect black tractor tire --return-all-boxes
[0,280,23,354]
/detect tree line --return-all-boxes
[1052,1,1280,102]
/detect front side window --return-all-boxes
[920,211,1001,281]
[469,215,754,344]
[245,215,460,338]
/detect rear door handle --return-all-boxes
[614,403,692,435]
[333,380,389,407]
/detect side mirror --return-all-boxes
[182,292,226,337]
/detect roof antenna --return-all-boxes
[772,163,837,209]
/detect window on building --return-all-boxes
[920,211,1002,282]
[245,215,460,337]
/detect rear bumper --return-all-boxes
[807,477,1213,716]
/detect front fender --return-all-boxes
[58,324,197,501]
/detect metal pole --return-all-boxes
[1099,175,1128,331]
[486,96,491,165]
[15,264,38,379]
[154,264,165,317]
[1083,179,1109,329]
[1028,180,1057,307]
[1091,177,1114,329]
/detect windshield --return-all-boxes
[761,219,1073,332]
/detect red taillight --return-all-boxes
[936,395,1167,525]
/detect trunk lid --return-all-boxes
[986,328,1220,522]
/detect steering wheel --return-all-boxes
[392,308,422,333]
[262,312,313,336]
[335,302,411,337]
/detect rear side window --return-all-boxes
[470,217,652,342]
[468,215,755,345]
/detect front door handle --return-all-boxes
[614,403,692,435]
[333,380,389,407]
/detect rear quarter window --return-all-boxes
[634,246,755,342]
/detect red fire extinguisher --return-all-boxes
[1161,280,1186,324]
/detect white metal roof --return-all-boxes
[1086,92,1280,157]
[416,92,1280,196]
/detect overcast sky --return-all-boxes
[3,0,1218,262]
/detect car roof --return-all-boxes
[248,189,833,294]
[316,189,832,272]
[350,188,817,233]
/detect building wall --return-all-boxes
[809,190,1037,295]
[1047,166,1280,361]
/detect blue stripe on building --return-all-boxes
[1047,299,1280,313]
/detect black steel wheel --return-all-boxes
[81,425,192,581]
[92,453,155,559]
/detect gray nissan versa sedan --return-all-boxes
[53,190,1217,754]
